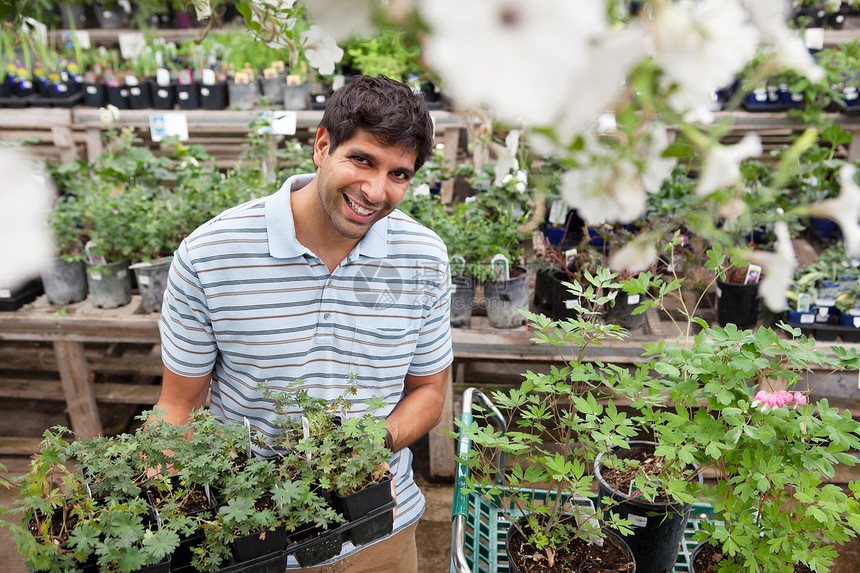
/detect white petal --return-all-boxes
[809,165,860,255]
[609,240,658,274]
[305,0,375,42]
[695,134,762,197]
[748,221,796,312]
[301,25,344,76]
[0,148,53,288]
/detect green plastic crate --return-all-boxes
[449,388,716,573]
[450,487,714,573]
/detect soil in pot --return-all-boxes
[506,515,635,573]
[231,495,289,562]
[691,542,813,573]
[595,442,700,573]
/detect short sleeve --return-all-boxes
[160,239,218,377]
[407,260,453,376]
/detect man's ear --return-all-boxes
[313,127,330,168]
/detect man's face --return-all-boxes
[313,128,417,240]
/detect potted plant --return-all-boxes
[645,323,860,573]
[453,269,640,572]
[42,161,89,305]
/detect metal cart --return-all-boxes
[449,388,715,573]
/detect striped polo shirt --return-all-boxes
[160,173,453,566]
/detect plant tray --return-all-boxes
[449,488,715,573]
[171,550,285,573]
[0,279,43,311]
[285,497,396,566]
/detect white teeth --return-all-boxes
[347,196,374,216]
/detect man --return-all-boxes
[156,75,452,572]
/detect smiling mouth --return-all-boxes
[345,195,377,217]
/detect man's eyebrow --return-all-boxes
[345,146,415,178]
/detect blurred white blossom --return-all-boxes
[99,104,119,127]
[648,0,759,122]
[305,0,375,42]
[301,25,344,75]
[609,238,658,274]
[192,0,211,19]
[807,164,860,255]
[419,0,618,131]
[743,0,825,82]
[0,147,53,288]
[562,157,644,225]
[695,134,762,197]
[640,122,677,193]
[748,221,795,312]
[493,130,520,187]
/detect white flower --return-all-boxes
[193,0,211,19]
[807,164,860,256]
[301,25,344,76]
[640,122,677,193]
[305,0,376,42]
[742,0,825,82]
[562,158,644,225]
[99,104,119,127]
[609,238,658,274]
[493,129,519,187]
[695,134,762,197]
[0,147,53,288]
[253,0,296,10]
[648,0,759,122]
[748,221,796,312]
[419,0,623,133]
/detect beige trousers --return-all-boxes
[291,522,419,573]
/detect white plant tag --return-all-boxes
[804,28,824,50]
[628,513,648,528]
[156,68,170,86]
[565,299,578,310]
[138,275,150,286]
[571,496,602,547]
[627,294,640,305]
[801,314,814,324]
[491,254,510,281]
[854,317,860,328]
[90,273,102,281]
[243,417,253,457]
[0,289,11,298]
[202,69,216,86]
[301,415,310,440]
[149,113,189,142]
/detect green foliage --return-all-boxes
[342,28,422,81]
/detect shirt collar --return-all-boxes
[265,173,390,261]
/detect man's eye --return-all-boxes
[392,171,409,181]
[352,156,369,165]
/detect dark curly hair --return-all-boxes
[319,75,434,172]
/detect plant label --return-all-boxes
[627,294,640,305]
[137,275,150,286]
[149,114,189,142]
[118,33,146,60]
[800,313,814,324]
[797,293,811,312]
[744,264,761,284]
[804,28,824,51]
[491,254,510,282]
[450,255,466,277]
[548,200,567,225]
[571,496,602,547]
[627,513,648,527]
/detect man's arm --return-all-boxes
[154,367,212,425]
[384,367,450,451]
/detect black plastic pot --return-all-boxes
[450,275,476,328]
[605,291,646,330]
[0,278,43,312]
[84,83,107,107]
[132,555,171,573]
[594,441,699,573]
[716,278,759,330]
[59,3,88,28]
[550,271,580,322]
[483,267,530,329]
[534,267,553,311]
[130,257,172,313]
[176,82,201,109]
[152,84,175,109]
[232,525,288,562]
[106,85,129,109]
[201,83,228,110]
[505,514,636,573]
[128,80,154,109]
[291,525,346,567]
[347,508,393,546]
[331,474,393,521]
[94,2,125,28]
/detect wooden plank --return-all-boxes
[0,107,72,128]
[0,377,160,405]
[53,340,102,439]
[429,368,456,478]
[0,436,47,456]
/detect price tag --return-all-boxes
[801,313,814,324]
[149,113,189,142]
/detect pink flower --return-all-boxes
[112,209,119,215]
[794,392,808,406]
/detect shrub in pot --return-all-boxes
[642,323,860,573]
[452,270,643,572]
[41,166,89,304]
